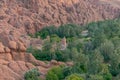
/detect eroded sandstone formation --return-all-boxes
[0,0,120,34]
[0,39,68,80]
[0,0,120,80]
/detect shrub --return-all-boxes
[65,74,84,80]
[103,73,112,80]
[24,68,41,80]
[46,71,59,80]
[46,66,64,80]
[88,75,104,80]
[63,67,72,78]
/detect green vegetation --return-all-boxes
[27,18,120,80]
[65,74,84,80]
[46,66,64,80]
[24,68,41,80]
[34,24,82,39]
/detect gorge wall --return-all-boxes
[0,0,120,34]
[0,0,120,80]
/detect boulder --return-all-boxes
[0,59,9,65]
[0,53,12,61]
[8,41,17,50]
[50,60,58,65]
[17,42,26,51]
[8,61,25,75]
[0,64,21,80]
[0,42,5,53]
[25,62,36,69]
[66,62,74,66]
[58,62,66,65]
[4,47,11,53]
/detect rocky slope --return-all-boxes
[0,0,120,34]
[0,0,120,80]
[0,38,68,80]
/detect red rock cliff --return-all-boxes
[0,0,120,80]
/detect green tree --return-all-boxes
[72,53,89,73]
[88,75,104,80]
[109,50,120,76]
[65,74,84,80]
[99,40,114,62]
[46,71,58,80]
[103,73,112,80]
[63,67,72,78]
[88,50,104,74]
[46,66,64,80]
[51,66,64,79]
[100,64,112,80]
[24,68,41,80]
